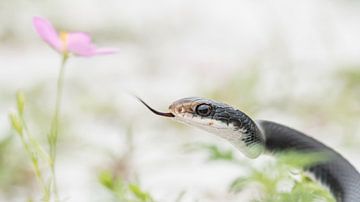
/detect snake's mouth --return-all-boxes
[136,97,175,118]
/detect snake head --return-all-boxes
[169,97,265,159]
[137,96,264,158]
[168,97,220,126]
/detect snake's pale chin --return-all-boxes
[140,96,360,201]
[170,112,264,159]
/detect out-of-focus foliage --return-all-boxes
[185,143,235,161]
[190,144,335,202]
[9,91,52,201]
[99,170,156,202]
[0,136,32,191]
[234,153,335,202]
[0,133,43,202]
[1,0,360,201]
[338,67,360,93]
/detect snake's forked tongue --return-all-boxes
[136,97,175,118]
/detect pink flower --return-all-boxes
[33,16,118,57]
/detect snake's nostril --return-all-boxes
[169,104,184,115]
[178,107,185,114]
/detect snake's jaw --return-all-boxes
[168,97,265,159]
[138,96,264,159]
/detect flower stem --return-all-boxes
[49,54,68,202]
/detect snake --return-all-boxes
[137,96,360,202]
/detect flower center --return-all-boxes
[59,32,68,52]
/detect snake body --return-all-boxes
[261,120,360,202]
[138,97,360,202]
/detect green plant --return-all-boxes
[9,91,51,200]
[8,16,118,202]
[99,170,156,202]
[185,143,235,161]
[188,143,335,202]
[230,152,335,202]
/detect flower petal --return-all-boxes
[33,16,61,51]
[67,32,118,56]
[66,32,95,56]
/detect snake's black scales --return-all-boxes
[206,102,360,201]
[259,120,360,202]
[141,97,360,202]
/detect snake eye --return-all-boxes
[195,104,212,116]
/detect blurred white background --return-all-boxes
[0,0,360,201]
